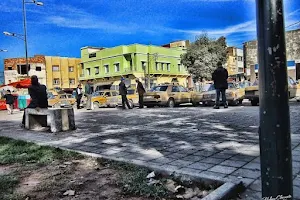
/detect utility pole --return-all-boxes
[147,53,150,90]
[256,0,293,198]
[22,0,29,77]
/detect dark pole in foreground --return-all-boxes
[256,0,293,198]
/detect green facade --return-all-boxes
[79,44,188,81]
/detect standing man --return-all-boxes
[212,61,228,109]
[4,90,14,115]
[75,84,83,109]
[119,77,132,109]
[136,78,146,108]
[21,75,48,127]
[85,80,93,110]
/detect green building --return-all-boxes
[79,41,191,90]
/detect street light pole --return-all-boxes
[256,0,293,198]
[22,0,29,77]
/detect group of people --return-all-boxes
[1,62,226,127]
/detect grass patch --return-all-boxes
[0,174,20,200]
[106,160,168,199]
[0,137,84,165]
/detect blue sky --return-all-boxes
[0,0,300,71]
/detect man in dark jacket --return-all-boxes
[75,84,83,109]
[135,78,145,108]
[119,77,131,109]
[85,80,93,110]
[22,75,48,126]
[4,90,14,115]
[212,62,229,109]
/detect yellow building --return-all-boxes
[45,56,81,90]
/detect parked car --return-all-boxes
[200,82,245,106]
[190,83,213,106]
[92,90,119,108]
[143,83,196,108]
[245,76,300,106]
[48,93,76,108]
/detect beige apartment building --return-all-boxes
[45,56,81,90]
[4,55,81,90]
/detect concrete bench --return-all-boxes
[25,108,75,133]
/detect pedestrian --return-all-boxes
[136,78,146,108]
[75,84,83,109]
[85,80,93,110]
[119,77,132,109]
[212,61,229,109]
[4,90,14,115]
[21,75,48,127]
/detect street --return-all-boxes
[1,103,300,199]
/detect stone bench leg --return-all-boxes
[25,110,47,130]
[47,109,76,133]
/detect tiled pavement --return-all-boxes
[1,104,300,199]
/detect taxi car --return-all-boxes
[245,76,300,106]
[92,90,119,108]
[48,93,76,108]
[143,83,195,108]
[200,82,245,106]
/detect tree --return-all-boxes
[181,34,227,81]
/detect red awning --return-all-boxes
[7,79,31,88]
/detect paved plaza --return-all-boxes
[1,104,300,199]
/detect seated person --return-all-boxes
[21,75,48,127]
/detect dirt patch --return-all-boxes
[14,158,151,200]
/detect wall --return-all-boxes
[4,55,46,84]
[244,29,300,80]
[45,56,81,90]
[80,44,188,81]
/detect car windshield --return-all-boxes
[228,83,236,89]
[150,86,168,92]
[201,84,212,92]
[48,93,55,99]
[127,90,135,94]
[208,84,215,91]
[93,92,104,97]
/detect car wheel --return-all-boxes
[251,100,259,106]
[129,100,134,108]
[167,98,175,108]
[147,105,154,108]
[93,102,100,109]
[192,101,199,107]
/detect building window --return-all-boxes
[52,65,59,71]
[53,79,60,85]
[36,66,41,71]
[95,66,99,75]
[238,56,243,61]
[167,63,170,71]
[69,79,75,85]
[114,63,120,72]
[17,64,30,75]
[141,61,146,70]
[155,62,159,71]
[69,66,74,72]
[161,63,164,71]
[104,65,109,73]
[86,68,91,76]
[89,53,96,58]
[8,67,12,70]
[178,64,181,72]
